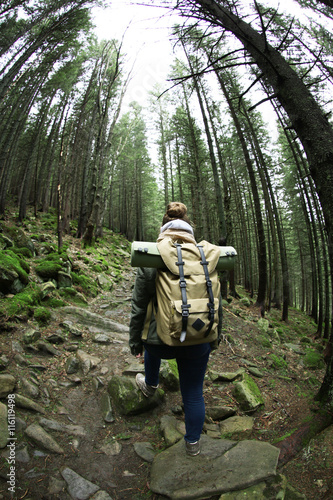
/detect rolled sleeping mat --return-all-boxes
[131,241,237,271]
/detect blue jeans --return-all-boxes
[143,342,211,443]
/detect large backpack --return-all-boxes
[145,238,221,346]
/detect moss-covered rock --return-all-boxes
[71,272,99,297]
[2,226,35,255]
[34,307,52,326]
[0,282,42,319]
[35,261,63,280]
[232,373,265,412]
[108,375,164,416]
[159,360,179,391]
[303,348,325,370]
[0,249,29,294]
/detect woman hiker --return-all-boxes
[129,202,222,456]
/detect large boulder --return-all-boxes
[150,435,280,499]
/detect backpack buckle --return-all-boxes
[181,305,190,317]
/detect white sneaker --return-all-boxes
[135,373,158,397]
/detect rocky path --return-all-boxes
[0,270,326,499]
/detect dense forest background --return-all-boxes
[1,1,333,401]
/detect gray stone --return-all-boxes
[23,328,41,344]
[40,281,57,298]
[25,423,64,454]
[160,361,180,391]
[15,445,30,463]
[100,393,115,423]
[209,368,245,382]
[100,441,122,456]
[65,356,80,374]
[61,467,99,499]
[15,416,27,432]
[57,271,72,288]
[14,393,45,414]
[0,374,16,397]
[160,415,184,446]
[0,402,8,448]
[48,476,67,495]
[90,492,113,500]
[204,422,221,438]
[247,367,264,378]
[133,441,157,463]
[122,362,144,376]
[61,307,129,334]
[62,321,83,337]
[257,318,270,333]
[10,277,25,294]
[21,378,39,399]
[93,334,113,344]
[14,353,31,367]
[12,340,24,353]
[206,405,236,421]
[92,376,105,392]
[46,333,65,344]
[108,375,164,416]
[240,359,259,368]
[96,274,112,290]
[232,373,264,412]
[284,343,305,355]
[37,341,61,356]
[77,350,101,375]
[0,355,9,371]
[38,417,86,437]
[150,435,280,499]
[219,416,254,438]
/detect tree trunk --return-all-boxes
[217,72,267,313]
[181,0,333,410]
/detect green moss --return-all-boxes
[34,306,51,325]
[71,272,98,297]
[243,373,263,399]
[0,249,30,286]
[269,354,288,370]
[10,247,33,258]
[58,287,87,305]
[35,251,69,279]
[260,335,271,348]
[303,349,324,370]
[43,297,66,308]
[0,282,41,319]
[167,359,179,378]
[35,261,62,279]
[91,264,102,272]
[59,287,77,297]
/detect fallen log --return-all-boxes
[275,408,333,467]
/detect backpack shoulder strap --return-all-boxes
[196,244,216,337]
[175,244,191,342]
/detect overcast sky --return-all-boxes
[91,0,307,109]
[92,1,177,111]
[91,0,312,160]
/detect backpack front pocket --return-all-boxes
[169,298,219,341]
